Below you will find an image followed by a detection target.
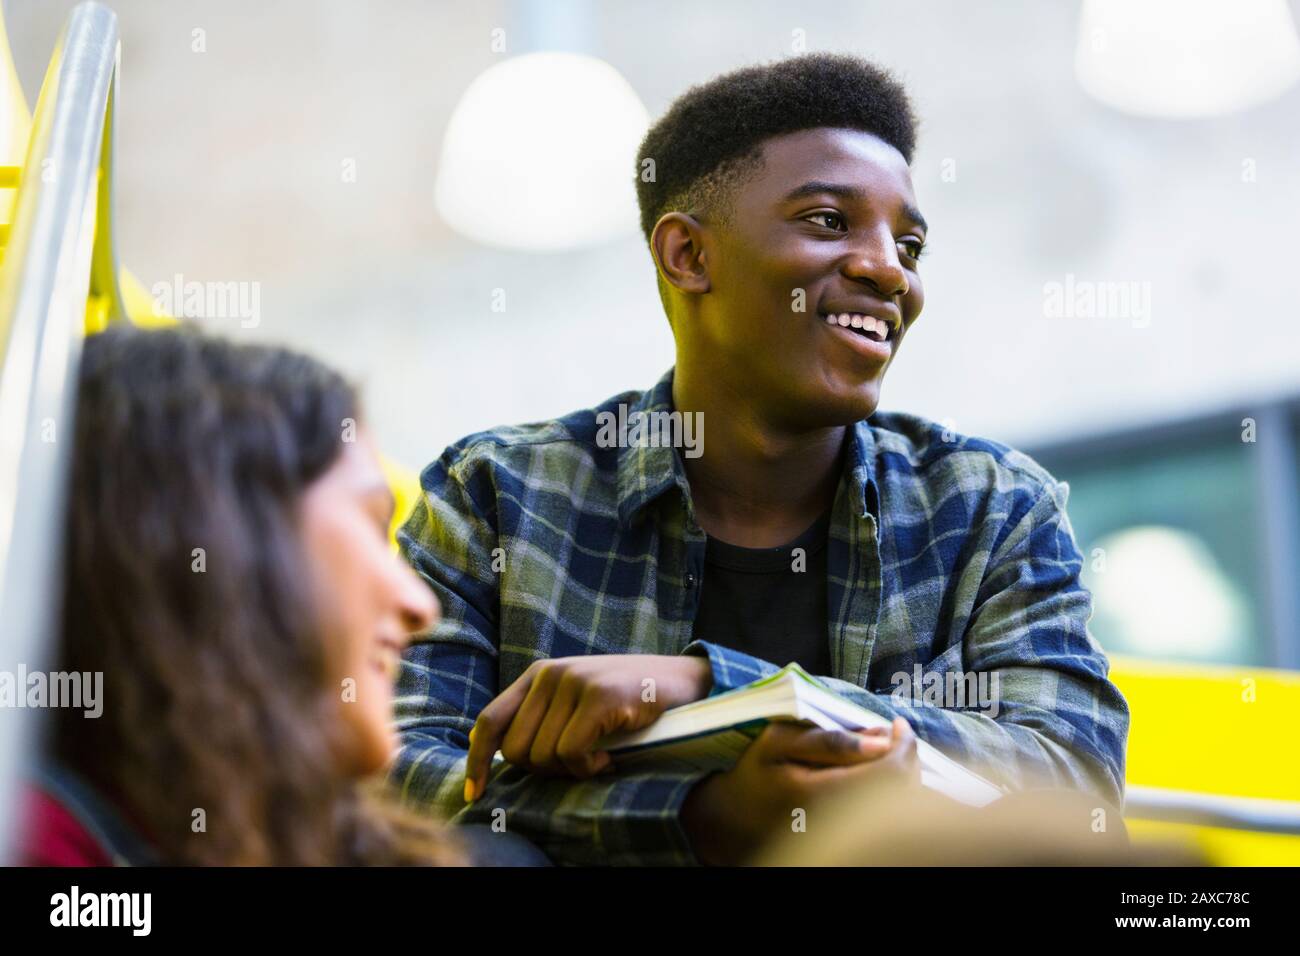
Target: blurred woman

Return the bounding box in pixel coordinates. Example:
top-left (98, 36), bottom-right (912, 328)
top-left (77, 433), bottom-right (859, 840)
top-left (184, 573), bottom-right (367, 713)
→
top-left (23, 324), bottom-right (460, 865)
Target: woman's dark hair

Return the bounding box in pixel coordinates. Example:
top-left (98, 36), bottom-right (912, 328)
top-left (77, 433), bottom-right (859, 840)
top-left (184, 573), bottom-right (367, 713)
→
top-left (52, 324), bottom-right (457, 865)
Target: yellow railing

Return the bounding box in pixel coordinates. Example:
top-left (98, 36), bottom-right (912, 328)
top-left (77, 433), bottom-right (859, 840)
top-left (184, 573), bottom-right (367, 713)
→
top-left (1112, 656), bottom-right (1300, 863)
top-left (0, 1), bottom-right (123, 863)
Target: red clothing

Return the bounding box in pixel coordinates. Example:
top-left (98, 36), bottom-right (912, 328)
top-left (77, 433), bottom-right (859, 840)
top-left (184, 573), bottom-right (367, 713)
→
top-left (21, 786), bottom-right (114, 867)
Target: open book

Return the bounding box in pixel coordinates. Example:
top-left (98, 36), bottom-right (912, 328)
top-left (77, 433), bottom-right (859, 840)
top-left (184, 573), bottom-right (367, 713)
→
top-left (599, 663), bottom-right (1005, 807)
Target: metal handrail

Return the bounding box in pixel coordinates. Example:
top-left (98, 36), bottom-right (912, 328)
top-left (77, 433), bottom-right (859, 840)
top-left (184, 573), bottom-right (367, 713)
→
top-left (1126, 785), bottom-right (1300, 836)
top-left (0, 1), bottom-right (121, 864)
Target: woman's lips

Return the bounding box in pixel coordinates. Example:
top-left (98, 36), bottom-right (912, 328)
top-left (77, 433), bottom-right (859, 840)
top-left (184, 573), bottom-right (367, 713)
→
top-left (371, 639), bottom-right (403, 680)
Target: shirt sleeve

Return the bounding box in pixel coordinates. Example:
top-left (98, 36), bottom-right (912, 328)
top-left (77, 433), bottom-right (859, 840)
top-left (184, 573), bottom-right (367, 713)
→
top-left (390, 444), bottom-right (711, 866)
top-left (683, 479), bottom-right (1129, 808)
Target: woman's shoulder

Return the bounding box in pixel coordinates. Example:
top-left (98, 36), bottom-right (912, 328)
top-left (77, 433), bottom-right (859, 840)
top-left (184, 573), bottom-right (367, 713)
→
top-left (21, 785), bottom-right (115, 866)
top-left (20, 763), bottom-right (157, 867)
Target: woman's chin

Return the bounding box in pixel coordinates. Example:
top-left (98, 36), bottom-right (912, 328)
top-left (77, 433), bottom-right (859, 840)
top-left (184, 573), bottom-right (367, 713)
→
top-left (350, 733), bottom-right (398, 778)
top-left (339, 706), bottom-right (399, 778)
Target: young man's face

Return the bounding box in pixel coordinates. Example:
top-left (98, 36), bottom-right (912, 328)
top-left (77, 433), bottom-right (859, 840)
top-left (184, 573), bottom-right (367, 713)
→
top-left (690, 127), bottom-right (927, 428)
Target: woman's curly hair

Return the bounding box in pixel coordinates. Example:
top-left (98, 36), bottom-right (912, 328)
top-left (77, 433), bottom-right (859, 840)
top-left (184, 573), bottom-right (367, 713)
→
top-left (50, 324), bottom-right (459, 866)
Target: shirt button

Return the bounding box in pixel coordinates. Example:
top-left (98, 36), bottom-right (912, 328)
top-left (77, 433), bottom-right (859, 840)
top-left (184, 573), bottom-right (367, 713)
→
top-left (684, 572), bottom-right (697, 589)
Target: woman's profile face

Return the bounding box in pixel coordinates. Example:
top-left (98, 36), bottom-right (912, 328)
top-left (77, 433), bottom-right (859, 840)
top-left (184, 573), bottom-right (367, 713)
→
top-left (299, 428), bottom-right (439, 776)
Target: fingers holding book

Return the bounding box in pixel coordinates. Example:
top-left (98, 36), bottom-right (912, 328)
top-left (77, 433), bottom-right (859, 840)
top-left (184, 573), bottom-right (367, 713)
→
top-left (680, 717), bottom-right (922, 865)
top-left (463, 654), bottom-right (713, 802)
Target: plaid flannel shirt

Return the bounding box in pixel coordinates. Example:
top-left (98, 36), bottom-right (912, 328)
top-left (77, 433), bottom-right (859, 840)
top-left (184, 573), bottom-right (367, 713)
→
top-left (392, 368), bottom-right (1129, 866)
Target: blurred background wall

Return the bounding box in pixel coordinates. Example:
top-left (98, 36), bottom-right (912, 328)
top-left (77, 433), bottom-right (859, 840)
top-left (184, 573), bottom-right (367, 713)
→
top-left (6, 0), bottom-right (1299, 669)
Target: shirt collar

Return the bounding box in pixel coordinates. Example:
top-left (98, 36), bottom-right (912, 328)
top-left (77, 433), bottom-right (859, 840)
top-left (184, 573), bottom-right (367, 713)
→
top-left (845, 411), bottom-right (879, 520)
top-left (616, 369), bottom-right (688, 526)
top-left (616, 367), bottom-right (879, 526)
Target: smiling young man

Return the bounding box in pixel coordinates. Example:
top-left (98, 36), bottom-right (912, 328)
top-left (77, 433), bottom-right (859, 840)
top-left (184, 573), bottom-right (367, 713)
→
top-left (392, 53), bottom-right (1129, 866)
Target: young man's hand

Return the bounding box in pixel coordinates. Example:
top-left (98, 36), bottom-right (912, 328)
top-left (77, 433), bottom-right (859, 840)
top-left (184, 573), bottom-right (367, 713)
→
top-left (463, 654), bottom-right (713, 800)
top-left (680, 717), bottom-right (919, 865)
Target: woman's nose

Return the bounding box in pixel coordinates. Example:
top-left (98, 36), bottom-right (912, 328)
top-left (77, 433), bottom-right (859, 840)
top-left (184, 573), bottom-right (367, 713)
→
top-left (396, 566), bottom-right (440, 637)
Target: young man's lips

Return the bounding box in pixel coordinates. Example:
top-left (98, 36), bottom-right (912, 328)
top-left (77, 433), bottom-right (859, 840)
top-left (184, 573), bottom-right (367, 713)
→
top-left (823, 319), bottom-right (892, 361)
top-left (820, 301), bottom-right (901, 335)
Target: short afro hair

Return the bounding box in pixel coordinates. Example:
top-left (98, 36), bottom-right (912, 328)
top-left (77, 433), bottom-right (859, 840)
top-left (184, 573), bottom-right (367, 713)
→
top-left (635, 53), bottom-right (917, 244)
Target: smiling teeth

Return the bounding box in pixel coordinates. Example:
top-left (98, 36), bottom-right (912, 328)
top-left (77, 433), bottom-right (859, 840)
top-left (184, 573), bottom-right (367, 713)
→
top-left (825, 313), bottom-right (889, 338)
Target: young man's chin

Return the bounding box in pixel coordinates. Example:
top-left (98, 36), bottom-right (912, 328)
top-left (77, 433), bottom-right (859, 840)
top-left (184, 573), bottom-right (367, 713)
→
top-left (802, 387), bottom-right (882, 428)
top-left (829, 374), bottom-right (885, 417)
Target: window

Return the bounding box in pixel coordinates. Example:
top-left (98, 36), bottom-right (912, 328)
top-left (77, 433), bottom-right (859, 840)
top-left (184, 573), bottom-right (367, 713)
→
top-left (1026, 408), bottom-right (1297, 668)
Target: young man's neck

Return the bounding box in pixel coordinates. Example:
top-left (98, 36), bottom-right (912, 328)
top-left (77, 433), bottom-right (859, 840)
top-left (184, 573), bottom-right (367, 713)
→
top-left (671, 363), bottom-right (846, 548)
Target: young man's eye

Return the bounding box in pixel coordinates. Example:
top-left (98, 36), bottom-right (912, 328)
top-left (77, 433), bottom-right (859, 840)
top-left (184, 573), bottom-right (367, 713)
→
top-left (804, 211), bottom-right (846, 231)
top-left (899, 238), bottom-right (926, 261)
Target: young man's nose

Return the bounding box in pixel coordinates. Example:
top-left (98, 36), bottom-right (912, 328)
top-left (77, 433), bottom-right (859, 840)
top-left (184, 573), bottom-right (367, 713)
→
top-left (841, 234), bottom-right (909, 298)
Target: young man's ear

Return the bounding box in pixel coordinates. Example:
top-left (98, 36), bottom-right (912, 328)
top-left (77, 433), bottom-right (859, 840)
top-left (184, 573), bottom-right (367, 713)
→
top-left (651, 212), bottom-right (711, 296)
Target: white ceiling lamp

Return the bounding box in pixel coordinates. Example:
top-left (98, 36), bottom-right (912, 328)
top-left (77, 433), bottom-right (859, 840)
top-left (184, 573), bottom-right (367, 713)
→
top-left (1075, 0), bottom-right (1300, 118)
top-left (435, 47), bottom-right (649, 252)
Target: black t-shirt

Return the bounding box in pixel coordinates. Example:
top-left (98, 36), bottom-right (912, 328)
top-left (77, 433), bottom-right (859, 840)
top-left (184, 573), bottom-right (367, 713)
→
top-left (690, 510), bottom-right (832, 675)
